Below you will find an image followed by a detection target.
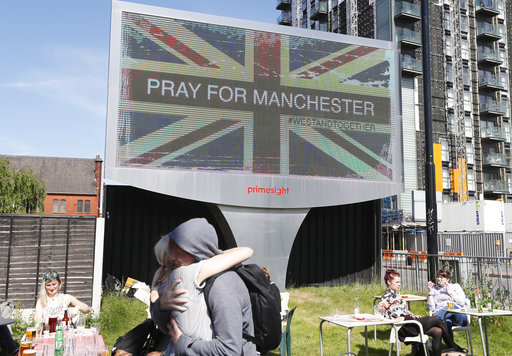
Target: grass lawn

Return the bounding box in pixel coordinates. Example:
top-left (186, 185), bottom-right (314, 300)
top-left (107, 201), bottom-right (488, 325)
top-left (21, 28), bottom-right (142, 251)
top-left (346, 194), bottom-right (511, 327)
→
top-left (16, 284), bottom-right (510, 355)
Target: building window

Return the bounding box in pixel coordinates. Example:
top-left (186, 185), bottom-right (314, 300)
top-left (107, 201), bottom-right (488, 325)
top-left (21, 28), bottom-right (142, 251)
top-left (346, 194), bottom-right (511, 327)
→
top-left (445, 36), bottom-right (452, 57)
top-left (441, 140), bottom-right (450, 162)
top-left (85, 200), bottom-right (91, 213)
top-left (77, 200), bottom-right (83, 213)
top-left (461, 38), bottom-right (469, 60)
top-left (463, 90), bottom-right (471, 112)
top-left (442, 167), bottom-right (451, 190)
top-left (446, 63), bottom-right (453, 83)
top-left (447, 112), bottom-right (455, 132)
top-left (503, 122), bottom-right (510, 143)
top-left (59, 200), bottom-right (66, 213)
top-left (52, 199), bottom-right (58, 213)
top-left (446, 87), bottom-right (453, 108)
top-left (467, 170), bottom-right (475, 191)
top-left (466, 142), bottom-right (474, 165)
top-left (464, 115), bottom-right (473, 138)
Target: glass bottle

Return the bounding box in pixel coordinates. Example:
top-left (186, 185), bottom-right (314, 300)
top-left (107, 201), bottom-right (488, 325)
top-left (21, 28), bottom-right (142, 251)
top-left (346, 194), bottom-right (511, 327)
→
top-left (487, 295), bottom-right (493, 312)
top-left (62, 309), bottom-right (70, 330)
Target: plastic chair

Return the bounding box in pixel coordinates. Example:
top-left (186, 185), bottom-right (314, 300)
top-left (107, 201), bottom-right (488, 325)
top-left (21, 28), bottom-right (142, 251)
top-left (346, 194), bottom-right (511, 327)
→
top-left (429, 310), bottom-right (473, 356)
top-left (280, 305), bottom-right (297, 356)
top-left (388, 320), bottom-right (429, 356)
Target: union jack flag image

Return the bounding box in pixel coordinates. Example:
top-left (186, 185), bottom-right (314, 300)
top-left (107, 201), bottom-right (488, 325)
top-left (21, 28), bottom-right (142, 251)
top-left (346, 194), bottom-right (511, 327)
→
top-left (116, 11), bottom-right (396, 181)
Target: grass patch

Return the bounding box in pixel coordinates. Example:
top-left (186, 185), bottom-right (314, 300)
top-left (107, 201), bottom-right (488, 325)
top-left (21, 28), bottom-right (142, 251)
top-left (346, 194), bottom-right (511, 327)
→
top-left (95, 291), bottom-right (148, 348)
top-left (10, 284), bottom-right (512, 355)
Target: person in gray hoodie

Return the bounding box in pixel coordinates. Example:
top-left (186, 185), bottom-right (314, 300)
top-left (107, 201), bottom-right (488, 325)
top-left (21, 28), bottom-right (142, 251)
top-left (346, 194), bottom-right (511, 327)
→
top-left (151, 218), bottom-right (257, 356)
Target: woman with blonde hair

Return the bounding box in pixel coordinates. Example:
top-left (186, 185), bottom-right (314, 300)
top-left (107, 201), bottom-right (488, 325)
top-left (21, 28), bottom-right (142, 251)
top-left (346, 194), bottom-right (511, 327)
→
top-left (34, 270), bottom-right (90, 325)
top-left (150, 234), bottom-right (171, 303)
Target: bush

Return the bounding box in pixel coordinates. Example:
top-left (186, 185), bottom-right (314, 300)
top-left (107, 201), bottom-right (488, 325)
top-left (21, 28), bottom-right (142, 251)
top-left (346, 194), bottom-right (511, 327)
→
top-left (96, 291), bottom-right (148, 348)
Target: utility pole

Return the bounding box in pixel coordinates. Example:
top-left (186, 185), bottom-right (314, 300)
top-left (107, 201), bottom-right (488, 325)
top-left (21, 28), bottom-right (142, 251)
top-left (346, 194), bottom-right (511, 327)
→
top-left (421, 0), bottom-right (438, 281)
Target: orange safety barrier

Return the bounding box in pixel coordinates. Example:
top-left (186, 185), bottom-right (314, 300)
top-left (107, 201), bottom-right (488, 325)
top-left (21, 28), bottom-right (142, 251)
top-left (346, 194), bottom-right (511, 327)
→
top-left (382, 249), bottom-right (394, 260)
top-left (443, 251), bottom-right (464, 256)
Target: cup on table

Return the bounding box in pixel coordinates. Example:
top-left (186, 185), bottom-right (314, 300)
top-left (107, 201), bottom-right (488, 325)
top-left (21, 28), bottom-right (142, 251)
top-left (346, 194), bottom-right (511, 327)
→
top-left (19, 340), bottom-right (32, 356)
top-left (48, 317), bottom-right (58, 333)
top-left (25, 327), bottom-right (37, 341)
top-left (63, 332), bottom-right (76, 355)
top-left (448, 301), bottom-right (454, 311)
top-left (76, 314), bottom-right (86, 330)
top-left (22, 350), bottom-right (36, 356)
top-left (374, 304), bottom-right (383, 319)
top-left (96, 346), bottom-right (109, 356)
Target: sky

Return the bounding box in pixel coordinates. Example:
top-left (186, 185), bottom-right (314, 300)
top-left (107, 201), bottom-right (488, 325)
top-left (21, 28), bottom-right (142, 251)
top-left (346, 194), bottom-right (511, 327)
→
top-left (0, 0), bottom-right (278, 160)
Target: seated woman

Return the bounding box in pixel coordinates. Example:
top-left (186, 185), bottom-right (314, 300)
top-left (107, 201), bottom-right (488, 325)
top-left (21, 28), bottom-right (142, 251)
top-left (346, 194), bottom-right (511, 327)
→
top-left (378, 269), bottom-right (466, 356)
top-left (35, 270), bottom-right (90, 325)
top-left (427, 269), bottom-right (468, 340)
top-left (0, 317), bottom-right (18, 356)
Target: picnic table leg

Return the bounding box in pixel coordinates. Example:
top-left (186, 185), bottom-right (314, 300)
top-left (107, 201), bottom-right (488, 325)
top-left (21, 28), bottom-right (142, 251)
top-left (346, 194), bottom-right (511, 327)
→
top-left (319, 320), bottom-right (326, 356)
top-left (365, 326), bottom-right (369, 356)
top-left (483, 316), bottom-right (490, 356)
top-left (477, 316), bottom-right (488, 356)
top-left (347, 327), bottom-right (352, 353)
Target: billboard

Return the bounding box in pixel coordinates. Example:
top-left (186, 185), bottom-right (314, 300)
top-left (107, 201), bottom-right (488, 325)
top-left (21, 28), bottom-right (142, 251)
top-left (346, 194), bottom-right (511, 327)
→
top-left (105, 1), bottom-right (403, 208)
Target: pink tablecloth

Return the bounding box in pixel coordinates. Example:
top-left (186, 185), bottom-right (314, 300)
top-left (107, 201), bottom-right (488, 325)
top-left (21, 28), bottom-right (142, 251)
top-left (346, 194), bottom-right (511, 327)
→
top-left (33, 332), bottom-right (106, 356)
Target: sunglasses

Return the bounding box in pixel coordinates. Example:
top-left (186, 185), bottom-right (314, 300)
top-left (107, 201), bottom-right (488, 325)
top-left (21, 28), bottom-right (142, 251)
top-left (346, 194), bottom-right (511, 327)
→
top-left (44, 272), bottom-right (59, 281)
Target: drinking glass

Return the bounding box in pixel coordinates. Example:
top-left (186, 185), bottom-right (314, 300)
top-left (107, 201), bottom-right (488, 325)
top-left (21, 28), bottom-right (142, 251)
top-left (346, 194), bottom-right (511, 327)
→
top-left (19, 340), bottom-right (32, 356)
top-left (48, 317), bottom-right (58, 333)
top-left (64, 331), bottom-right (76, 355)
top-left (374, 304), bottom-right (383, 319)
top-left (76, 314), bottom-right (86, 330)
top-left (96, 346), bottom-right (109, 356)
top-left (25, 326), bottom-right (37, 341)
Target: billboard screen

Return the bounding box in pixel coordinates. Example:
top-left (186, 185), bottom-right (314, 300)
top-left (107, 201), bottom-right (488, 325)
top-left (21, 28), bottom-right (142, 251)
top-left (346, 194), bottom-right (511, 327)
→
top-left (105, 1), bottom-right (403, 208)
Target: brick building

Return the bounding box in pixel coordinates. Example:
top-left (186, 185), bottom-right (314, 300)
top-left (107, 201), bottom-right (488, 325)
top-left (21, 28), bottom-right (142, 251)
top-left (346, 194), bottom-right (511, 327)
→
top-left (4, 154), bottom-right (103, 217)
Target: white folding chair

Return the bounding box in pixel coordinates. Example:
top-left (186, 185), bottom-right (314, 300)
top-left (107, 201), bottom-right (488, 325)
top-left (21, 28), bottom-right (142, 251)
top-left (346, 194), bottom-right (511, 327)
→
top-left (389, 320), bottom-right (429, 356)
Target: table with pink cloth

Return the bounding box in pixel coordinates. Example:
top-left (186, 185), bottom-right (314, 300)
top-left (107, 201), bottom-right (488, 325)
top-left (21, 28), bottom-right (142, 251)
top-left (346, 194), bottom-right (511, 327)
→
top-left (32, 330), bottom-right (107, 356)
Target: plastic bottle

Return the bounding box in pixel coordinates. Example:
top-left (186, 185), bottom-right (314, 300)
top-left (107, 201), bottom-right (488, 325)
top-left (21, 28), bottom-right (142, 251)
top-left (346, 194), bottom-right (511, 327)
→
top-left (465, 295), bottom-right (470, 311)
top-left (54, 325), bottom-right (64, 356)
top-left (354, 297), bottom-right (360, 316)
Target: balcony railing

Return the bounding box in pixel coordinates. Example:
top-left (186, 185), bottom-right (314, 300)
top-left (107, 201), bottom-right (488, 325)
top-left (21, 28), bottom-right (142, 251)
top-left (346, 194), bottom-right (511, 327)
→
top-left (276, 0), bottom-right (291, 10)
top-left (484, 179), bottom-right (510, 193)
top-left (277, 11), bottom-right (292, 25)
top-left (480, 99), bottom-right (507, 115)
top-left (477, 23), bottom-right (501, 41)
top-left (478, 49), bottom-right (503, 65)
top-left (483, 152), bottom-right (508, 166)
top-left (481, 126), bottom-right (508, 141)
top-left (476, 0), bottom-right (501, 17)
top-left (395, 27), bottom-right (422, 47)
top-left (394, 1), bottom-right (421, 21)
top-left (401, 55), bottom-right (422, 75)
top-left (479, 74), bottom-right (506, 90)
top-left (310, 1), bottom-right (327, 21)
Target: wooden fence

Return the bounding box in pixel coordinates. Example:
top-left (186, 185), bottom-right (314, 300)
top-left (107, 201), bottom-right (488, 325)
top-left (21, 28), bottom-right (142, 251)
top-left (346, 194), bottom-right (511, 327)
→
top-left (0, 214), bottom-right (96, 309)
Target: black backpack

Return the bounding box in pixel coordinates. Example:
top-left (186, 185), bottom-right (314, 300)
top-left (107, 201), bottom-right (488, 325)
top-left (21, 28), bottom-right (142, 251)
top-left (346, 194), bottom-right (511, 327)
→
top-left (204, 264), bottom-right (282, 353)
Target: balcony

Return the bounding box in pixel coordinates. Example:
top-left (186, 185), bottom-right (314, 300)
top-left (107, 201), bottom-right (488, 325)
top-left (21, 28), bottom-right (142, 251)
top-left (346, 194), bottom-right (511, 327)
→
top-left (276, 0), bottom-right (291, 10)
top-left (277, 11), bottom-right (292, 25)
top-left (401, 55), bottom-right (422, 76)
top-left (479, 74), bottom-right (506, 91)
top-left (394, 1), bottom-right (421, 21)
top-left (484, 179), bottom-right (510, 194)
top-left (483, 152), bottom-right (508, 166)
top-left (310, 1), bottom-right (328, 21)
top-left (332, 18), bottom-right (339, 32)
top-left (395, 27), bottom-right (422, 48)
top-left (477, 23), bottom-right (501, 41)
top-left (477, 49), bottom-right (503, 66)
top-left (476, 0), bottom-right (500, 17)
top-left (481, 126), bottom-right (508, 141)
top-left (480, 100), bottom-right (507, 116)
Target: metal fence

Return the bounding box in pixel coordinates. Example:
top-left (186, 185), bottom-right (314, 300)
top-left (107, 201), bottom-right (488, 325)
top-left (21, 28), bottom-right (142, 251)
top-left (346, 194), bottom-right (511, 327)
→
top-left (382, 251), bottom-right (512, 307)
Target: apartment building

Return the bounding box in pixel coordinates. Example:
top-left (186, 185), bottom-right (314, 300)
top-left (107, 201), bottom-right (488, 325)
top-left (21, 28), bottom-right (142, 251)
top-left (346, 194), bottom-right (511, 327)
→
top-left (278, 0), bottom-right (511, 225)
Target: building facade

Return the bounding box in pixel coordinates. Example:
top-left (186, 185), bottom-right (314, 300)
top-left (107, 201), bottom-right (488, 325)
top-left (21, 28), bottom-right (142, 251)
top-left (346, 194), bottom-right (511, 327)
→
top-left (279, 0), bottom-right (511, 223)
top-left (4, 154), bottom-right (103, 217)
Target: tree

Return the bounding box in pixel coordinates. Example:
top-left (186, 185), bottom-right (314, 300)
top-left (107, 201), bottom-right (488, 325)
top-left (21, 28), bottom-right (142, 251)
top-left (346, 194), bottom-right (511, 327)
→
top-left (0, 158), bottom-right (47, 213)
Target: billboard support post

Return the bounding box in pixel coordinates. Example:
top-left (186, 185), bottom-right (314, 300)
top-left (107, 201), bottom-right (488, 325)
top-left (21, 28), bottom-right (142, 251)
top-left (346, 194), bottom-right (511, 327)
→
top-left (421, 0), bottom-right (438, 281)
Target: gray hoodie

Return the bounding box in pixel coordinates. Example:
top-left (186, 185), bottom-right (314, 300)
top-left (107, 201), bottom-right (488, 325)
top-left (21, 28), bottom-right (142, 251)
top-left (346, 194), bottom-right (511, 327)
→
top-left (152, 218), bottom-right (257, 356)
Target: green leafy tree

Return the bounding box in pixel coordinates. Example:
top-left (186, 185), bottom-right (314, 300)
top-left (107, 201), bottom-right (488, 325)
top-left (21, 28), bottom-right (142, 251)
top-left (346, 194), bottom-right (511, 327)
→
top-left (0, 158), bottom-right (46, 213)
